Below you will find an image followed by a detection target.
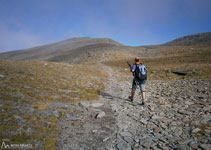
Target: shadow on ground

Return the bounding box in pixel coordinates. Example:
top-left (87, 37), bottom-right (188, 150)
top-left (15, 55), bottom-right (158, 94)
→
top-left (97, 90), bottom-right (128, 101)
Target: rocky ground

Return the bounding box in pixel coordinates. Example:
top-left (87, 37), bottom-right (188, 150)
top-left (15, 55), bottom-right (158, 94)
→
top-left (55, 64), bottom-right (211, 150)
top-left (1, 60), bottom-right (211, 150)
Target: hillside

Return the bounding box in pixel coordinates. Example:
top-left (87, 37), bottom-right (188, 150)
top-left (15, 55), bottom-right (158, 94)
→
top-left (0, 59), bottom-right (211, 149)
top-left (0, 32), bottom-right (211, 80)
top-left (0, 60), bottom-right (108, 149)
top-left (0, 32), bottom-right (211, 65)
top-left (0, 33), bottom-right (211, 149)
top-left (165, 32), bottom-right (211, 46)
top-left (0, 37), bottom-right (122, 61)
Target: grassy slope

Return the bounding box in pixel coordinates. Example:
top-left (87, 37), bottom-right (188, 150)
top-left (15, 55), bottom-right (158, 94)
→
top-left (0, 60), bottom-right (107, 149)
top-left (0, 60), bottom-right (107, 102)
top-left (104, 45), bottom-right (211, 80)
top-left (0, 42), bottom-right (211, 149)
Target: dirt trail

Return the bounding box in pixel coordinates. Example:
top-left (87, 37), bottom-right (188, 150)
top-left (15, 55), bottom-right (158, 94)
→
top-left (56, 63), bottom-right (211, 150)
top-left (56, 63), bottom-right (136, 150)
top-left (56, 64), bottom-right (117, 150)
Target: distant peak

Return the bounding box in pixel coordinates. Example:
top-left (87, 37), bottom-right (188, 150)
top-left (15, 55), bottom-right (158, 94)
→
top-left (165, 32), bottom-right (211, 46)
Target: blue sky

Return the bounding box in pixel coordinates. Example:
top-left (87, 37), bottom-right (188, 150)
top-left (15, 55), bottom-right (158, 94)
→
top-left (0, 0), bottom-right (211, 52)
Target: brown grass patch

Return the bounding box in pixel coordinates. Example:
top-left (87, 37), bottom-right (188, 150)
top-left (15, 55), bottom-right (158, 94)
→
top-left (104, 45), bottom-right (211, 80)
top-left (0, 59), bottom-right (108, 149)
top-left (0, 60), bottom-right (107, 102)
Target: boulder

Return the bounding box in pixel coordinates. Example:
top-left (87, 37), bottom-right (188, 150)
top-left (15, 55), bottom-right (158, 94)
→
top-left (79, 101), bottom-right (90, 107)
top-left (95, 111), bottom-right (106, 119)
top-left (199, 144), bottom-right (211, 150)
top-left (91, 102), bottom-right (104, 107)
top-left (116, 142), bottom-right (132, 150)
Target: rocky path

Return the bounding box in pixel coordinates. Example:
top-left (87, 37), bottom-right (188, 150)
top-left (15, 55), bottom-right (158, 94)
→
top-left (56, 64), bottom-right (211, 150)
top-left (109, 78), bottom-right (211, 150)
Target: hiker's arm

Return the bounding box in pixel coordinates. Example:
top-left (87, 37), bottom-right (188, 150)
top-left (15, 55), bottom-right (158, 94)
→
top-left (131, 65), bottom-right (136, 75)
top-left (131, 65), bottom-right (136, 72)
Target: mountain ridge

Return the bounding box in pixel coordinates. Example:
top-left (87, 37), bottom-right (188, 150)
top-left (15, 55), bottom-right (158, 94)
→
top-left (0, 32), bottom-right (211, 62)
top-left (0, 37), bottom-right (122, 61)
top-left (165, 32), bottom-right (211, 46)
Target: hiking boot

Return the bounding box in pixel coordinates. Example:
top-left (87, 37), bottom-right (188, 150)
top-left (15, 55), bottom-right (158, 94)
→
top-left (139, 101), bottom-right (145, 105)
top-left (128, 96), bottom-right (133, 102)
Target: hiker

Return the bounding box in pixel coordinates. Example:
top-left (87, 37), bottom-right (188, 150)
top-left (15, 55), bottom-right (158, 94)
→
top-left (128, 57), bottom-right (147, 105)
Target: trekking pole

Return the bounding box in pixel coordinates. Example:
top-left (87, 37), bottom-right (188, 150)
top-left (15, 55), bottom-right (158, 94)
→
top-left (127, 62), bottom-right (132, 71)
top-left (127, 62), bottom-right (134, 76)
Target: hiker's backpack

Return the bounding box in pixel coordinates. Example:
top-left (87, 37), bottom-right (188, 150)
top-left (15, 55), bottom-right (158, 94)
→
top-left (135, 64), bottom-right (147, 80)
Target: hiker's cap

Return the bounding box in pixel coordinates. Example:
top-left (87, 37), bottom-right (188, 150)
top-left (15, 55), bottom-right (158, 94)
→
top-left (135, 57), bottom-right (140, 61)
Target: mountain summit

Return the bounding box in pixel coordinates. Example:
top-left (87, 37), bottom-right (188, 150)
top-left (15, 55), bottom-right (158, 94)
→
top-left (0, 37), bottom-right (122, 61)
